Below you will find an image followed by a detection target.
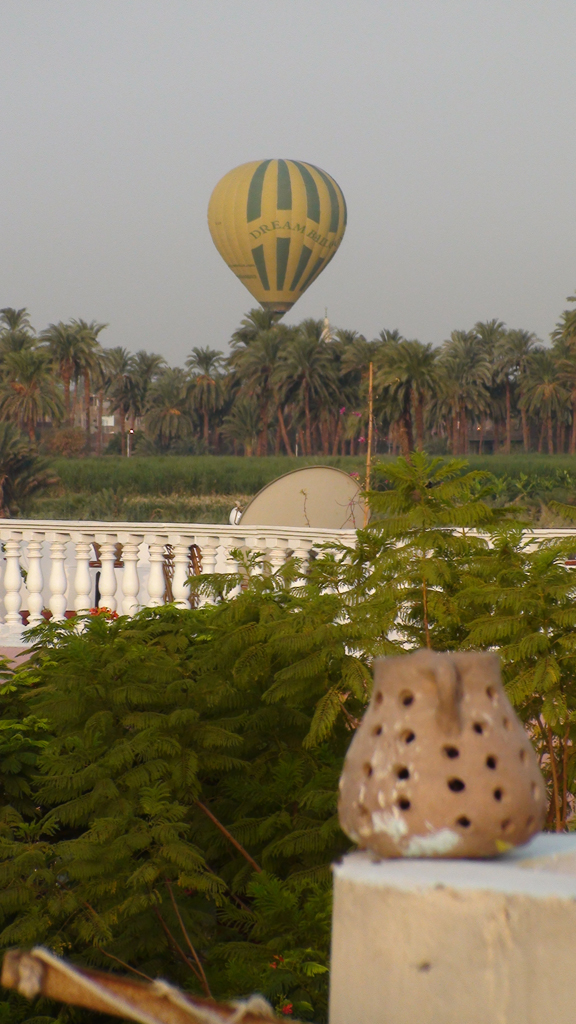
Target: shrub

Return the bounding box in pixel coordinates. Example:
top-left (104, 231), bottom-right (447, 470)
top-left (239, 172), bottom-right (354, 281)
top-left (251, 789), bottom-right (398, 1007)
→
top-left (3, 453), bottom-right (576, 1023)
top-left (42, 427), bottom-right (87, 458)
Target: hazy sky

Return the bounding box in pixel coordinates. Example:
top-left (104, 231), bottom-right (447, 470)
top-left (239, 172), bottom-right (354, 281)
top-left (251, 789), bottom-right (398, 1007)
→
top-left (1, 0), bottom-right (576, 362)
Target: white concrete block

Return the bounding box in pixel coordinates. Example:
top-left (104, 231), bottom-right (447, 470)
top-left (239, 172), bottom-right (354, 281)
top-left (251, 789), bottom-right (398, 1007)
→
top-left (330, 835), bottom-right (576, 1024)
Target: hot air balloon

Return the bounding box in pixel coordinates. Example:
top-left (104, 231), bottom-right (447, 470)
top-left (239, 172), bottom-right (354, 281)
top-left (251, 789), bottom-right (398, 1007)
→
top-left (207, 160), bottom-right (347, 316)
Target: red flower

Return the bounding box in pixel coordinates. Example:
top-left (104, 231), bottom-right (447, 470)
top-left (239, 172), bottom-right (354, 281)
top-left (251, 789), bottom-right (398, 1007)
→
top-left (90, 607), bottom-right (118, 620)
top-left (281, 1004), bottom-right (293, 1016)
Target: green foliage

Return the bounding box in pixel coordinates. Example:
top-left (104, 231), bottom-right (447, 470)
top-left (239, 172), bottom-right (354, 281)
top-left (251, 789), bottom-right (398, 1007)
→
top-left (0, 423), bottom-right (58, 516)
top-left (5, 451), bottom-right (576, 1023)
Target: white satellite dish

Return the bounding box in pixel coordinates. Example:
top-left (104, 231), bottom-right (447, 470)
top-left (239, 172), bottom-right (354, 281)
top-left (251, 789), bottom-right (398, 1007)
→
top-left (239, 465), bottom-right (366, 529)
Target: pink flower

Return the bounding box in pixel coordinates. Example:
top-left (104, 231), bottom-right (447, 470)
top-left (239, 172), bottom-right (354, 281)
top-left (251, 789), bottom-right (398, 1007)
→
top-left (358, 436), bottom-right (365, 443)
top-left (339, 406), bottom-right (346, 414)
top-left (281, 1004), bottom-right (293, 1016)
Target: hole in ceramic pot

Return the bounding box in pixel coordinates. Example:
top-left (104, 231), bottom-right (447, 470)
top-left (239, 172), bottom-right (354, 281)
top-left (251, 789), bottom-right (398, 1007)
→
top-left (448, 778), bottom-right (465, 792)
top-left (486, 755), bottom-right (497, 769)
top-left (501, 818), bottom-right (511, 831)
top-left (375, 691), bottom-right (383, 705)
top-left (358, 804), bottom-right (370, 817)
top-left (486, 686), bottom-right (496, 701)
top-left (402, 729), bottom-right (416, 744)
top-left (400, 690), bottom-right (414, 707)
top-left (503, 717), bottom-right (511, 730)
top-left (456, 815), bottom-right (471, 827)
top-left (396, 766), bottom-right (410, 780)
top-left (363, 763), bottom-right (373, 777)
top-left (443, 746), bottom-right (460, 759)
top-left (473, 723), bottom-right (484, 734)
top-left (531, 782), bottom-right (539, 800)
top-left (526, 815), bottom-right (534, 828)
top-left (493, 788), bottom-right (503, 801)
top-left (398, 797), bottom-right (411, 810)
top-left (418, 962), bottom-right (431, 972)
top-left (519, 749), bottom-right (527, 763)
top-left (374, 725), bottom-right (383, 736)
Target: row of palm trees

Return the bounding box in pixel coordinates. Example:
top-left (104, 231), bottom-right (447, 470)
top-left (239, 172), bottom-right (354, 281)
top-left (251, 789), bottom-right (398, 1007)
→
top-left (2, 300), bottom-right (576, 456)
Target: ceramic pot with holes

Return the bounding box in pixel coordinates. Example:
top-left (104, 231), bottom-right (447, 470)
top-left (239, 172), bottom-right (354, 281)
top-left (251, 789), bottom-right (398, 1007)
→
top-left (338, 649), bottom-right (546, 858)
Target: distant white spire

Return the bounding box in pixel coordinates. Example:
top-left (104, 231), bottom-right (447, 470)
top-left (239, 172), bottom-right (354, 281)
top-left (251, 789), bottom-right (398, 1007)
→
top-left (321, 307), bottom-right (332, 343)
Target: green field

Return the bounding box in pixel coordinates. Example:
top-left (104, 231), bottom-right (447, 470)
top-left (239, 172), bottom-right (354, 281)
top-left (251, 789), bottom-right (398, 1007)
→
top-left (21, 453), bottom-right (576, 523)
top-left (49, 454), bottom-right (366, 495)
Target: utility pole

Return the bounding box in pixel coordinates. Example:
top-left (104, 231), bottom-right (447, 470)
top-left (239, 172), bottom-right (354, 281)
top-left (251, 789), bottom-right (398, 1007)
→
top-left (364, 361), bottom-right (373, 528)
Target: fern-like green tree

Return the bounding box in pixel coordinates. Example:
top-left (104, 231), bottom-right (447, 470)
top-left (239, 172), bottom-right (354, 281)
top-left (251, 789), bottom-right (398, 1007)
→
top-left (3, 453), bottom-right (576, 1023)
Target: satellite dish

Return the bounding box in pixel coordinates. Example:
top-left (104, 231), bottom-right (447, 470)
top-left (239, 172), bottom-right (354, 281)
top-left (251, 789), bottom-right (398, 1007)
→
top-left (239, 466), bottom-right (366, 529)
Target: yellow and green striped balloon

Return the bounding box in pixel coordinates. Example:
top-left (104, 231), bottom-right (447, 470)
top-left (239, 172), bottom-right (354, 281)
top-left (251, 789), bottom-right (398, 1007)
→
top-left (207, 159), bottom-right (347, 316)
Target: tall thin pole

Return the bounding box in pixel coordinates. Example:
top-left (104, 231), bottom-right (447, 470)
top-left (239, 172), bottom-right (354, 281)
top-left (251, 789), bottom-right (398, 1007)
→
top-left (364, 361), bottom-right (373, 528)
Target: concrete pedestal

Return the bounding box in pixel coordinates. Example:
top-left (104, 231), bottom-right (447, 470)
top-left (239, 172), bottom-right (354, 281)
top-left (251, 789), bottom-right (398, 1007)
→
top-left (330, 835), bottom-right (576, 1024)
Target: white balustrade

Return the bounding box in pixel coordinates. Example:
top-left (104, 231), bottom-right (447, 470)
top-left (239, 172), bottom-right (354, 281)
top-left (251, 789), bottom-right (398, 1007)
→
top-left (4, 532), bottom-right (22, 625)
top-left (147, 536), bottom-right (168, 607)
top-left (0, 518), bottom-right (358, 641)
top-left (26, 531), bottom-right (45, 626)
top-left (291, 536), bottom-right (313, 583)
top-left (268, 536), bottom-right (290, 572)
top-left (49, 533), bottom-right (69, 622)
top-left (122, 534), bottom-right (143, 616)
top-left (172, 538), bottom-right (191, 609)
top-left (98, 535), bottom-right (118, 613)
top-left (200, 535), bottom-right (220, 576)
top-left (0, 518), bottom-right (570, 645)
top-left (74, 534), bottom-right (94, 614)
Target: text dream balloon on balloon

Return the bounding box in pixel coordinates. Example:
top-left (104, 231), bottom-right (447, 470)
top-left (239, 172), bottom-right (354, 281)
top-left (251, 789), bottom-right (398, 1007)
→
top-left (208, 160), bottom-right (347, 316)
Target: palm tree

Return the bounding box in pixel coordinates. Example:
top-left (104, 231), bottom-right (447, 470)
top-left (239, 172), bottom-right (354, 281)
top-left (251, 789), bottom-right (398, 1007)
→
top-left (521, 350), bottom-right (568, 454)
top-left (145, 367), bottom-right (194, 449)
top-left (0, 350), bottom-right (64, 440)
top-left (274, 319), bottom-right (337, 455)
top-left (230, 329), bottom-right (294, 455)
top-left (40, 321), bottom-right (84, 424)
top-left (186, 347), bottom-right (224, 449)
top-left (551, 336), bottom-right (576, 454)
top-left (130, 350), bottom-right (166, 432)
top-left (230, 308), bottom-right (282, 349)
top-left (0, 421), bottom-right (58, 516)
top-left (221, 396), bottom-right (261, 456)
top-left (497, 329), bottom-right (538, 452)
top-left (68, 319), bottom-right (107, 443)
top-left (437, 331), bottom-right (491, 455)
top-left (104, 348), bottom-right (137, 455)
top-left (0, 308), bottom-right (36, 355)
top-left (375, 338), bottom-right (438, 454)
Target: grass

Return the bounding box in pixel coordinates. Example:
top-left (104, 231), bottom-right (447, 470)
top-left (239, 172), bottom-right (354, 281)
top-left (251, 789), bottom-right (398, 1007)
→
top-left (27, 492), bottom-right (249, 524)
top-left (19, 452), bottom-right (576, 524)
top-left (48, 454), bottom-right (367, 496)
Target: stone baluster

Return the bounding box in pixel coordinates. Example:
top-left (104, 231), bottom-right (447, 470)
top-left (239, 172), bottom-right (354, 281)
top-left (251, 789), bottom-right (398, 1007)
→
top-left (98, 535), bottom-right (118, 612)
top-left (122, 534), bottom-right (143, 616)
top-left (268, 536), bottom-right (290, 573)
top-left (248, 536), bottom-right (267, 576)
top-left (74, 534), bottom-right (94, 614)
top-left (172, 537), bottom-right (192, 609)
top-left (49, 533), bottom-right (70, 621)
top-left (200, 535), bottom-right (220, 576)
top-left (4, 532), bottom-right (23, 626)
top-left (291, 535), bottom-right (313, 582)
top-left (26, 532), bottom-right (45, 626)
top-left (226, 535), bottom-right (246, 573)
top-left (198, 535), bottom-right (220, 605)
top-left (147, 536), bottom-right (167, 607)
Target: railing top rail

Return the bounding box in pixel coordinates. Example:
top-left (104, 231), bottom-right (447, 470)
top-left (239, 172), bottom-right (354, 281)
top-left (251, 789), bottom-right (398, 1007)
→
top-left (4, 519), bottom-right (358, 541)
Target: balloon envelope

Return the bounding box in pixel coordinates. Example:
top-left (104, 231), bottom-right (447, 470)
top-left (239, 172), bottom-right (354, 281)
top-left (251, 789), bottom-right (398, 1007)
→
top-left (208, 159), bottom-right (347, 315)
